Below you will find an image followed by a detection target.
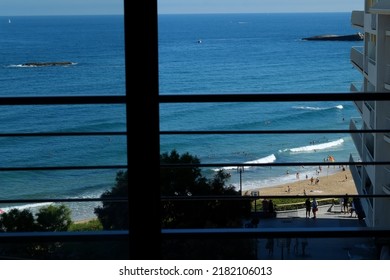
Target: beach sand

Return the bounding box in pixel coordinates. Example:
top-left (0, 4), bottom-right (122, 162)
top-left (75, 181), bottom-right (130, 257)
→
top-left (244, 168), bottom-right (357, 197)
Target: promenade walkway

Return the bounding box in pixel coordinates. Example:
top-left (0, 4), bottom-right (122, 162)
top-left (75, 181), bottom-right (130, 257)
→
top-left (254, 204), bottom-right (378, 260)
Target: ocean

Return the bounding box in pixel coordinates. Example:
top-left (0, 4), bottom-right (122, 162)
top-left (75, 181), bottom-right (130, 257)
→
top-left (0, 15), bottom-right (126, 220)
top-left (159, 13), bottom-right (363, 192)
top-left (0, 13), bottom-right (362, 220)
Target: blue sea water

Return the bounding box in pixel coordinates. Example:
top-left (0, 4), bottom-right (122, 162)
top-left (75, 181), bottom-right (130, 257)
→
top-left (159, 13), bottom-right (364, 192)
top-left (0, 15), bottom-right (126, 220)
top-left (0, 13), bottom-right (363, 220)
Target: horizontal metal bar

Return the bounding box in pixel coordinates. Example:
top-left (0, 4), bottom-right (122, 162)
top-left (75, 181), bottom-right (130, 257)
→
top-left (0, 165), bottom-right (128, 172)
top-left (0, 96), bottom-right (126, 105)
top-left (0, 197), bottom-right (128, 204)
top-left (161, 194), bottom-right (390, 201)
top-left (0, 132), bottom-right (127, 137)
top-left (1, 93), bottom-right (388, 105)
top-left (160, 161), bottom-right (390, 168)
top-left (160, 129), bottom-right (390, 135)
top-left (162, 227), bottom-right (390, 239)
top-left (159, 93), bottom-right (390, 103)
top-left (0, 230), bottom-right (129, 244)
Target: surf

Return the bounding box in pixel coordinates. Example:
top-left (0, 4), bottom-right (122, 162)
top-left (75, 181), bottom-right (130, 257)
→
top-left (213, 154), bottom-right (276, 171)
top-left (287, 138), bottom-right (345, 153)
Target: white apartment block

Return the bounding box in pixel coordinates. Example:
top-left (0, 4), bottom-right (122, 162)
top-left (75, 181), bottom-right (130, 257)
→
top-left (350, 0), bottom-right (390, 227)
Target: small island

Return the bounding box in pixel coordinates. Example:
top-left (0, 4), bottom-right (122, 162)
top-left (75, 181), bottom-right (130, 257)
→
top-left (302, 32), bottom-right (364, 41)
top-left (22, 61), bottom-right (75, 67)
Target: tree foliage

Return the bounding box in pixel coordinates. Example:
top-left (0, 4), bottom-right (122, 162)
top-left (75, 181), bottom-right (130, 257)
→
top-left (160, 150), bottom-right (251, 228)
top-left (36, 204), bottom-right (72, 231)
top-left (0, 204), bottom-right (73, 233)
top-left (94, 170), bottom-right (129, 230)
top-left (0, 209), bottom-right (35, 232)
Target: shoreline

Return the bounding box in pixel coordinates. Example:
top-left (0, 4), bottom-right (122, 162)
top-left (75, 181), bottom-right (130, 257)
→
top-left (72, 170), bottom-right (357, 223)
top-left (243, 168), bottom-right (357, 197)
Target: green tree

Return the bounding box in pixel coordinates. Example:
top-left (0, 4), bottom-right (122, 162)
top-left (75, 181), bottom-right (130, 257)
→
top-left (160, 150), bottom-right (255, 259)
top-left (0, 209), bottom-right (35, 232)
top-left (94, 170), bottom-right (129, 230)
top-left (160, 149), bottom-right (208, 195)
top-left (160, 150), bottom-right (251, 228)
top-left (36, 204), bottom-right (72, 232)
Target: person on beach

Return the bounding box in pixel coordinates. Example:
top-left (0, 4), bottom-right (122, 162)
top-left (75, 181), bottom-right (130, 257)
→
top-left (312, 198), bottom-right (318, 219)
top-left (305, 198), bottom-right (311, 218)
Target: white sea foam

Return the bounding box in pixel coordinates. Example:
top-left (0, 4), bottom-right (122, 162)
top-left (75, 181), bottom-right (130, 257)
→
top-left (245, 154), bottom-right (277, 164)
top-left (288, 138), bottom-right (344, 153)
top-left (0, 202), bottom-right (53, 213)
top-left (292, 104), bottom-right (343, 111)
top-left (213, 154), bottom-right (276, 171)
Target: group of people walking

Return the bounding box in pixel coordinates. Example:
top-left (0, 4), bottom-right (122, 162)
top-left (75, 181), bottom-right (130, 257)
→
top-left (305, 194), bottom-right (355, 219)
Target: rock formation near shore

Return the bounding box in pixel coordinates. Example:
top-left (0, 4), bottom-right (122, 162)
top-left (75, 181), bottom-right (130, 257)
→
top-left (302, 33), bottom-right (364, 41)
top-left (22, 61), bottom-right (75, 67)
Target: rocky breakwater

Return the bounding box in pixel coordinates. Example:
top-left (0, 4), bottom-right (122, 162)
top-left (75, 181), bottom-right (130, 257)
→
top-left (22, 61), bottom-right (75, 67)
top-left (302, 33), bottom-right (364, 41)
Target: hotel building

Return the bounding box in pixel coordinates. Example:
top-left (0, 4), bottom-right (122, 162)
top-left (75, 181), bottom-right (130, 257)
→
top-left (350, 0), bottom-right (390, 227)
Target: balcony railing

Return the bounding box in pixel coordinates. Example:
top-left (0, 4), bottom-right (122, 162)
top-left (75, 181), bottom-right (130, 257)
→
top-left (351, 10), bottom-right (364, 28)
top-left (158, 93), bottom-right (385, 258)
top-left (385, 118), bottom-right (390, 142)
top-left (0, 96), bottom-right (129, 259)
top-left (351, 46), bottom-right (364, 73)
top-left (135, 0), bottom-right (390, 260)
top-left (350, 118), bottom-right (363, 156)
top-left (6, 1), bottom-right (390, 260)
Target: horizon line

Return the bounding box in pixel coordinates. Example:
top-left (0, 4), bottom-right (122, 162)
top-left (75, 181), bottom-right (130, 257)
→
top-left (158, 11), bottom-right (357, 15)
top-left (0, 13), bottom-right (124, 17)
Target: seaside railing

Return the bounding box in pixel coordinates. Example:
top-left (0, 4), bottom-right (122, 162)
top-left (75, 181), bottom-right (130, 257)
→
top-left (2, 94), bottom-right (390, 259)
top-left (0, 96), bottom-right (129, 259)
top-left (157, 93), bottom-right (390, 259)
top-left (128, 1), bottom-right (390, 259)
top-left (130, 1), bottom-right (389, 259)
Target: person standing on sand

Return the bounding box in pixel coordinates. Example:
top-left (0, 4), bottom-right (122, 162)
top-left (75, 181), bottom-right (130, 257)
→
top-left (305, 198), bottom-right (311, 218)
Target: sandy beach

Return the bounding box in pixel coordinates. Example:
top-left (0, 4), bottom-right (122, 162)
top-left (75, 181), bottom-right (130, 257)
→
top-left (244, 168), bottom-right (358, 197)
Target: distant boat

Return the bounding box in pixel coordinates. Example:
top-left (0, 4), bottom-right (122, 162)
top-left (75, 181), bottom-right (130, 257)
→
top-left (302, 32), bottom-right (364, 41)
top-left (8, 19), bottom-right (11, 24)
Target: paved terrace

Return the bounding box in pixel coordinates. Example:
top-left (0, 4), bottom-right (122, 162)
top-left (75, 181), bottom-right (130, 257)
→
top-left (254, 204), bottom-right (378, 260)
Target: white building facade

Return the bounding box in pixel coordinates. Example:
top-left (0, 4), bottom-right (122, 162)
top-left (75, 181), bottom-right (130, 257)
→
top-left (350, 0), bottom-right (390, 227)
